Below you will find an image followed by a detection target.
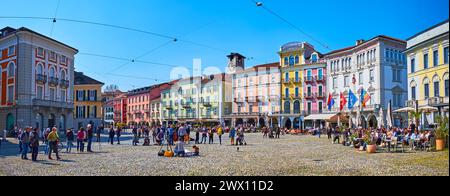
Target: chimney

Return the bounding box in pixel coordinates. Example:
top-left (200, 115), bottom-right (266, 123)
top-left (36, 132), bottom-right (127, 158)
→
top-left (356, 39), bottom-right (365, 46)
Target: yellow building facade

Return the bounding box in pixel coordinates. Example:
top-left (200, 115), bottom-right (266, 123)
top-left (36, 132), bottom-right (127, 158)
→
top-left (406, 20), bottom-right (449, 120)
top-left (74, 71), bottom-right (104, 130)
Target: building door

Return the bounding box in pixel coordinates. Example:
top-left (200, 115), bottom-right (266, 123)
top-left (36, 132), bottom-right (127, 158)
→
top-left (6, 113), bottom-right (14, 131)
top-left (35, 113), bottom-right (43, 132)
top-left (48, 114), bottom-right (55, 128)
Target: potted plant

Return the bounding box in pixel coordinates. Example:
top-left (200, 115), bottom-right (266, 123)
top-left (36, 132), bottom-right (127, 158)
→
top-left (363, 130), bottom-right (377, 153)
top-left (434, 115), bottom-right (449, 151)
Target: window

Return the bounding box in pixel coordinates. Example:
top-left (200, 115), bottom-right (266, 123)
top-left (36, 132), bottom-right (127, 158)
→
top-left (285, 88), bottom-right (289, 98)
top-left (333, 77), bottom-right (337, 88)
top-left (434, 81), bottom-right (440, 97)
top-left (61, 90), bottom-right (66, 102)
top-left (311, 54), bottom-right (318, 63)
top-left (318, 85), bottom-right (323, 97)
top-left (411, 58), bottom-right (415, 73)
top-left (307, 86), bottom-right (312, 96)
top-left (344, 76), bottom-right (349, 87)
top-left (49, 51), bottom-right (57, 61)
top-left (37, 86), bottom-right (43, 99)
top-left (61, 55), bottom-right (67, 64)
top-left (76, 90), bottom-right (84, 101)
top-left (289, 56), bottom-right (295, 66)
top-left (37, 63), bottom-right (44, 75)
top-left (295, 87), bottom-right (299, 97)
top-left (37, 47), bottom-right (44, 57)
top-left (89, 90), bottom-right (96, 101)
top-left (424, 53), bottom-right (429, 69)
top-left (49, 67), bottom-right (56, 78)
top-left (50, 88), bottom-right (56, 101)
top-left (445, 78), bottom-right (449, 97)
top-left (318, 69), bottom-right (323, 80)
top-left (424, 83), bottom-right (430, 98)
top-left (295, 56), bottom-right (299, 64)
top-left (284, 101), bottom-right (290, 114)
top-left (295, 71), bottom-right (299, 82)
top-left (8, 45), bottom-right (15, 56)
top-left (433, 50), bottom-right (439, 66)
top-left (285, 73), bottom-right (289, 83)
top-left (307, 102), bottom-right (312, 114)
top-left (445, 47), bottom-right (449, 64)
top-left (284, 57), bottom-right (288, 66)
top-left (411, 87), bottom-right (416, 100)
top-left (7, 62), bottom-right (15, 77)
top-left (359, 72), bottom-right (363, 85)
top-left (61, 70), bottom-right (66, 80)
top-left (318, 101), bottom-right (323, 114)
top-left (7, 85), bottom-right (14, 103)
top-left (370, 69), bottom-right (375, 82)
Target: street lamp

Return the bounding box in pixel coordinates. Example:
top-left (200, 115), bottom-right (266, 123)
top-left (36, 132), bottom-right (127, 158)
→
top-left (256, 2), bottom-right (263, 7)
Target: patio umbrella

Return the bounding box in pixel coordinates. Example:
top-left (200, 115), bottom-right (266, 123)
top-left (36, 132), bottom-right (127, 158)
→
top-left (387, 102), bottom-right (393, 128)
top-left (394, 107), bottom-right (415, 113)
top-left (419, 106), bottom-right (438, 113)
top-left (378, 107), bottom-right (384, 129)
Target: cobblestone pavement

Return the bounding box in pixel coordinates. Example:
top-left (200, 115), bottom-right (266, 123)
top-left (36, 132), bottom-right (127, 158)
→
top-left (0, 133), bottom-right (448, 176)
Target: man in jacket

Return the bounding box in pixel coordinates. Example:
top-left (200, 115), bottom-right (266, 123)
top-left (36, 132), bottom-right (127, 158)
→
top-left (30, 128), bottom-right (40, 162)
top-left (21, 127), bottom-right (31, 160)
top-left (86, 124), bottom-right (94, 152)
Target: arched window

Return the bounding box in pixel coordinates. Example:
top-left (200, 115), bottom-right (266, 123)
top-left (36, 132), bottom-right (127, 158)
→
top-left (433, 74), bottom-right (440, 97)
top-left (289, 55), bottom-right (295, 66)
top-left (423, 77), bottom-right (430, 98)
top-left (7, 62), bottom-right (15, 77)
top-left (61, 70), bottom-right (66, 80)
top-left (311, 54), bottom-right (318, 63)
top-left (295, 56), bottom-right (299, 64)
top-left (36, 63), bottom-right (44, 75)
top-left (284, 101), bottom-right (291, 114)
top-left (285, 88), bottom-right (289, 98)
top-left (284, 57), bottom-right (288, 66)
top-left (293, 101), bottom-right (300, 114)
top-left (49, 67), bottom-right (56, 78)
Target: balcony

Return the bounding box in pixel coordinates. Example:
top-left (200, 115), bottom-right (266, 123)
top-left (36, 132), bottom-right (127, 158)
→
top-left (202, 100), bottom-right (212, 107)
top-left (304, 76), bottom-right (314, 83)
top-left (291, 94), bottom-right (302, 100)
top-left (59, 79), bottom-right (69, 89)
top-left (291, 78), bottom-right (302, 84)
top-left (282, 79), bottom-right (290, 84)
top-left (164, 104), bottom-right (173, 110)
top-left (304, 93), bottom-right (314, 99)
top-left (246, 96), bottom-right (257, 103)
top-left (48, 77), bottom-right (59, 87)
top-left (182, 102), bottom-right (192, 108)
top-left (32, 99), bottom-right (74, 109)
top-left (406, 100), bottom-right (416, 108)
top-left (315, 75), bottom-right (326, 83)
top-left (269, 95), bottom-right (280, 101)
top-left (234, 98), bottom-right (245, 103)
top-left (315, 92), bottom-right (326, 99)
top-left (36, 74), bottom-right (47, 84)
top-left (428, 97), bottom-right (449, 106)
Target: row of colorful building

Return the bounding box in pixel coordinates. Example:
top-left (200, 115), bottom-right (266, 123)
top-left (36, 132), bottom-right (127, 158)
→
top-left (0, 19), bottom-right (448, 131)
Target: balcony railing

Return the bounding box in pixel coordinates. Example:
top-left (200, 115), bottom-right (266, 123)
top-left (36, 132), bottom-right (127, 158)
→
top-left (202, 100), bottom-right (212, 107)
top-left (234, 98), bottom-right (245, 103)
top-left (282, 79), bottom-right (290, 84)
top-left (59, 79), bottom-right (69, 89)
top-left (36, 74), bottom-right (47, 84)
top-left (48, 77), bottom-right (59, 87)
top-left (269, 95), bottom-right (280, 101)
top-left (163, 104), bottom-right (173, 109)
top-left (291, 78), bottom-right (302, 83)
top-left (315, 75), bottom-right (326, 82)
top-left (428, 97), bottom-right (450, 106)
top-left (304, 76), bottom-right (314, 83)
top-left (315, 92), bottom-right (326, 99)
top-left (304, 93), bottom-right (314, 99)
top-left (182, 102), bottom-right (192, 108)
top-left (406, 100), bottom-right (416, 108)
top-left (32, 99), bottom-right (74, 109)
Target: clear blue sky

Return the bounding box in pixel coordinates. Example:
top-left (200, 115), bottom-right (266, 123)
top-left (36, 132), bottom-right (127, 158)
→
top-left (1, 0), bottom-right (448, 91)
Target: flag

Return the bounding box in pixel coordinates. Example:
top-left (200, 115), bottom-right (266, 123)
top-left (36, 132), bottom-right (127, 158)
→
top-left (348, 90), bottom-right (358, 110)
top-left (340, 93), bottom-right (347, 111)
top-left (360, 88), bottom-right (371, 108)
top-left (327, 93), bottom-right (335, 111)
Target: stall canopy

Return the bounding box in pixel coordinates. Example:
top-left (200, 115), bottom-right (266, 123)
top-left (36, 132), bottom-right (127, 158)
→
top-left (304, 113), bottom-right (347, 122)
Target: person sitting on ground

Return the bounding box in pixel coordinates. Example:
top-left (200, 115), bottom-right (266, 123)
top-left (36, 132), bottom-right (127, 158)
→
top-left (143, 136), bottom-right (150, 146)
top-left (174, 140), bottom-right (185, 157)
top-left (192, 145), bottom-right (200, 156)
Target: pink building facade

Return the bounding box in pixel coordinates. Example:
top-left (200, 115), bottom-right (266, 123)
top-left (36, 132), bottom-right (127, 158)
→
top-left (303, 65), bottom-right (327, 115)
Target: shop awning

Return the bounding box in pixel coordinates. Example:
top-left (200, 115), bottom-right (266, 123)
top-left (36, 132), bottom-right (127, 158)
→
top-left (304, 114), bottom-right (338, 121)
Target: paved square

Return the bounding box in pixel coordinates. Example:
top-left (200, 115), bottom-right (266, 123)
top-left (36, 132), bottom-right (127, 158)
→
top-left (0, 133), bottom-right (448, 176)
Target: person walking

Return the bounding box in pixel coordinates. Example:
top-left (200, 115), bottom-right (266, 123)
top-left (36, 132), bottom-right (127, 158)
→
top-left (208, 127), bottom-right (214, 144)
top-left (195, 126), bottom-right (200, 144)
top-left (168, 126), bottom-right (175, 145)
top-left (201, 126), bottom-right (207, 144)
top-left (43, 128), bottom-right (50, 155)
top-left (77, 128), bottom-right (86, 153)
top-left (20, 127), bottom-right (31, 160)
top-left (66, 129), bottom-right (75, 153)
top-left (108, 128), bottom-right (115, 145)
top-left (116, 127), bottom-right (122, 144)
top-left (47, 127), bottom-right (61, 160)
top-left (217, 126), bottom-right (223, 145)
top-left (132, 127), bottom-right (139, 146)
top-left (327, 127), bottom-right (332, 140)
top-left (17, 128), bottom-right (23, 154)
top-left (86, 124), bottom-right (94, 152)
top-left (229, 127), bottom-right (236, 145)
top-left (275, 126), bottom-right (281, 139)
top-left (30, 127), bottom-right (40, 162)
top-left (96, 125), bottom-right (103, 142)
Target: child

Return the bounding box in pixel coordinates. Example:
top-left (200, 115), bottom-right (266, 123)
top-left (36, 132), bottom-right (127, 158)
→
top-left (192, 145), bottom-right (200, 156)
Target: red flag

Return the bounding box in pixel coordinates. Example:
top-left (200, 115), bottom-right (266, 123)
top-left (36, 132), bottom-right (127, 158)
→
top-left (340, 93), bottom-right (347, 111)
